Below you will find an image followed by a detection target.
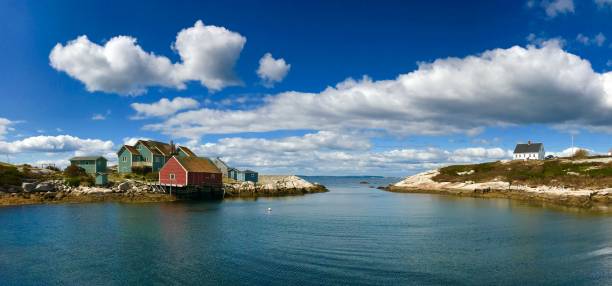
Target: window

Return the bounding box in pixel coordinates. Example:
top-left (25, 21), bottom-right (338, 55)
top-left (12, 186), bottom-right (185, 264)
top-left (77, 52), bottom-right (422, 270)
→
top-left (122, 157), bottom-right (126, 162)
top-left (169, 173), bottom-right (175, 180)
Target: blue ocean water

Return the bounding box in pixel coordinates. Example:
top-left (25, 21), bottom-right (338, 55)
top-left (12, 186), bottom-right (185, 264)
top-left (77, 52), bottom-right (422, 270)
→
top-left (0, 176), bottom-right (610, 285)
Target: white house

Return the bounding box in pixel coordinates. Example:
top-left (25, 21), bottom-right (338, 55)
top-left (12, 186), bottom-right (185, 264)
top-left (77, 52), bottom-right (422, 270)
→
top-left (513, 141), bottom-right (545, 160)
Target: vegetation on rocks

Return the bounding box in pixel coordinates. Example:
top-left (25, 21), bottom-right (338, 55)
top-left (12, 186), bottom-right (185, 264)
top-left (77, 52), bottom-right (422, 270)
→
top-left (0, 165), bottom-right (24, 186)
top-left (433, 158), bottom-right (612, 189)
top-left (63, 165), bottom-right (93, 187)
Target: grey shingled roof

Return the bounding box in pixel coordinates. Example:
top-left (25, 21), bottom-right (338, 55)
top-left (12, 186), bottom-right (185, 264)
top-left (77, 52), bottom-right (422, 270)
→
top-left (513, 143), bottom-right (543, 154)
top-left (70, 156), bottom-right (107, 161)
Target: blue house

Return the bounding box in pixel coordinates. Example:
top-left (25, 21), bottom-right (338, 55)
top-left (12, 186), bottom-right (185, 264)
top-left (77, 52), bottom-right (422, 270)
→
top-left (228, 168), bottom-right (258, 183)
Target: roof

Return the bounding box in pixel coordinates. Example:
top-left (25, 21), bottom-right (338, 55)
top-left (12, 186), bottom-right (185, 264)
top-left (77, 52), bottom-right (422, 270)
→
top-left (122, 145), bottom-right (141, 155)
top-left (177, 146), bottom-right (197, 157)
top-left (176, 156), bottom-right (221, 173)
top-left (212, 157), bottom-right (229, 168)
top-left (70, 156), bottom-right (107, 161)
top-left (513, 143), bottom-right (543, 154)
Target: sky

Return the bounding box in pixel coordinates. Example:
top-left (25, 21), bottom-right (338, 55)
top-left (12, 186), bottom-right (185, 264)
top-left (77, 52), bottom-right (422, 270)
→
top-left (0, 0), bottom-right (611, 176)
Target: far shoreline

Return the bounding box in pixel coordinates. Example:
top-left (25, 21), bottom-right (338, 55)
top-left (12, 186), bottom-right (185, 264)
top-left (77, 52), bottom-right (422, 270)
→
top-left (385, 186), bottom-right (611, 213)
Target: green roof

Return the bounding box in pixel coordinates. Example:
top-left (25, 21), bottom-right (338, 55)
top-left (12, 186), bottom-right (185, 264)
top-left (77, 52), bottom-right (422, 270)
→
top-left (70, 156), bottom-right (107, 161)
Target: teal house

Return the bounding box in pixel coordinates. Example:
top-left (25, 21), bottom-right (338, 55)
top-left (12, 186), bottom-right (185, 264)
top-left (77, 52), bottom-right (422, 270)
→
top-left (117, 140), bottom-right (197, 173)
top-left (69, 156), bottom-right (108, 185)
top-left (69, 156), bottom-right (107, 174)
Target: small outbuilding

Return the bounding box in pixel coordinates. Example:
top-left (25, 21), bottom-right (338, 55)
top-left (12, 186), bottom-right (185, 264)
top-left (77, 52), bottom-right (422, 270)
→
top-left (237, 169), bottom-right (258, 183)
top-left (513, 141), bottom-right (545, 160)
top-left (159, 156), bottom-right (222, 187)
top-left (69, 156), bottom-right (108, 175)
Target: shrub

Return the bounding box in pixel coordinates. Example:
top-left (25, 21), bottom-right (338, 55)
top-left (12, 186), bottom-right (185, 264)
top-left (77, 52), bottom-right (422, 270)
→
top-left (0, 165), bottom-right (23, 186)
top-left (145, 172), bottom-right (159, 181)
top-left (64, 165), bottom-right (87, 177)
top-left (65, 177), bottom-right (80, 187)
top-left (572, 149), bottom-right (589, 159)
top-left (132, 166), bottom-right (152, 176)
top-left (45, 165), bottom-right (61, 172)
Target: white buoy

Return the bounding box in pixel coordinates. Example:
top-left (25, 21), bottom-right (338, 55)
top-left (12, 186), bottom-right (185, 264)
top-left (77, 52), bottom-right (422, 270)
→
top-left (267, 207), bottom-right (272, 212)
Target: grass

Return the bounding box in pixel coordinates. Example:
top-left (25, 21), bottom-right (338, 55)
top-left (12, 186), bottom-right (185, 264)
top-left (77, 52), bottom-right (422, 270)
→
top-left (433, 157), bottom-right (612, 189)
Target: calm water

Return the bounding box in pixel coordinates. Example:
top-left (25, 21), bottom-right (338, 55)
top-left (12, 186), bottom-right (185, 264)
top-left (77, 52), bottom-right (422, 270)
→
top-left (1, 176), bottom-right (611, 285)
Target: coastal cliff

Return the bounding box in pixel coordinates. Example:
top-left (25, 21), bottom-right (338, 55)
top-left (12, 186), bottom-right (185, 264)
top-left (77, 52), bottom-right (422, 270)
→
top-left (388, 159), bottom-right (612, 210)
top-left (224, 175), bottom-right (327, 197)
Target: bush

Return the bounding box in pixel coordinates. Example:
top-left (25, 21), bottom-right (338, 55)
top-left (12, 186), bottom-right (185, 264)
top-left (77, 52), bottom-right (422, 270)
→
top-left (132, 166), bottom-right (152, 176)
top-left (64, 165), bottom-right (87, 177)
top-left (0, 165), bottom-right (23, 186)
top-left (65, 177), bottom-right (80, 187)
top-left (145, 172), bottom-right (159, 181)
top-left (45, 165), bottom-right (61, 172)
top-left (572, 149), bottom-right (589, 159)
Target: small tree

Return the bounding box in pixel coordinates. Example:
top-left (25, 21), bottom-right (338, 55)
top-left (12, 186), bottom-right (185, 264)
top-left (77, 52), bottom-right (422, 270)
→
top-left (0, 165), bottom-right (23, 186)
top-left (572, 149), bottom-right (589, 160)
top-left (64, 165), bottom-right (87, 177)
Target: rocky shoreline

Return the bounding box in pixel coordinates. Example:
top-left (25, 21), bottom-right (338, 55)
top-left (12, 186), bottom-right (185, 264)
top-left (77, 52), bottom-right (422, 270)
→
top-left (0, 176), bottom-right (327, 207)
top-left (387, 170), bottom-right (612, 211)
top-left (223, 175), bottom-right (328, 197)
top-left (0, 180), bottom-right (175, 207)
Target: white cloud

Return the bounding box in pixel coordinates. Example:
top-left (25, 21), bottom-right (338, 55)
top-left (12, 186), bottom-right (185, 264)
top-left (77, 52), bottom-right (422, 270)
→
top-left (546, 147), bottom-right (595, 157)
top-left (131, 97), bottom-right (200, 119)
top-left (146, 41), bottom-right (612, 140)
top-left (91, 114), bottom-right (106, 120)
top-left (0, 135), bottom-right (114, 155)
top-left (0, 117), bottom-right (14, 139)
top-left (191, 132), bottom-right (511, 175)
top-left (49, 20), bottom-right (246, 95)
top-left (541, 0), bottom-right (575, 17)
top-left (576, 32), bottom-right (606, 46)
top-left (122, 137), bottom-right (151, 146)
top-left (256, 53), bottom-right (291, 87)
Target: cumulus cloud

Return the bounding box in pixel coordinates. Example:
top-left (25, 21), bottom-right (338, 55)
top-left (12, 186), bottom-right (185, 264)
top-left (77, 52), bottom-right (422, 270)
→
top-left (122, 137), bottom-right (151, 146)
top-left (190, 132), bottom-right (511, 175)
top-left (576, 32), bottom-right (606, 46)
top-left (131, 97), bottom-right (200, 119)
top-left (0, 135), bottom-right (114, 155)
top-left (540, 0), bottom-right (575, 17)
top-left (49, 20), bottom-right (246, 95)
top-left (256, 53), bottom-right (291, 87)
top-left (146, 42), bottom-right (612, 140)
top-left (0, 117), bottom-right (14, 139)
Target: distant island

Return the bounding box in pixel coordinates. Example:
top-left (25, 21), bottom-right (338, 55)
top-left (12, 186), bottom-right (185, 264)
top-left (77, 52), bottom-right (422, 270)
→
top-left (387, 154), bottom-right (612, 211)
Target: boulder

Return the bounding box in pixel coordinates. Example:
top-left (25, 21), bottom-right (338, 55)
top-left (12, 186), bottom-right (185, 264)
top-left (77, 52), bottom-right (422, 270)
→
top-left (43, 192), bottom-right (56, 199)
top-left (118, 182), bottom-right (131, 191)
top-left (34, 183), bottom-right (54, 192)
top-left (7, 186), bottom-right (22, 193)
top-left (22, 182), bottom-right (36, 192)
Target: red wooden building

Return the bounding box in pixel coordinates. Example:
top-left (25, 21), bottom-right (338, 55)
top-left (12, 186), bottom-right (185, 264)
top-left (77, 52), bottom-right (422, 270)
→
top-left (159, 156), bottom-right (222, 187)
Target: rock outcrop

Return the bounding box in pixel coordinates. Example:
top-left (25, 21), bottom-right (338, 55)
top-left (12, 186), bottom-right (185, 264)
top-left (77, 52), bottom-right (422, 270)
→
top-left (224, 175), bottom-right (327, 197)
top-left (388, 170), bottom-right (611, 209)
top-left (1, 179), bottom-right (173, 207)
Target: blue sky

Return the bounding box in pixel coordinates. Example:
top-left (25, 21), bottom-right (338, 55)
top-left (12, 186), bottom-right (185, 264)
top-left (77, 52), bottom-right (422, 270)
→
top-left (0, 0), bottom-right (611, 176)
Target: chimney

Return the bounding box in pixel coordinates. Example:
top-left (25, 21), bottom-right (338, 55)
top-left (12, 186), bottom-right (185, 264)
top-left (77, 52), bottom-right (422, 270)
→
top-left (170, 140), bottom-right (176, 155)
